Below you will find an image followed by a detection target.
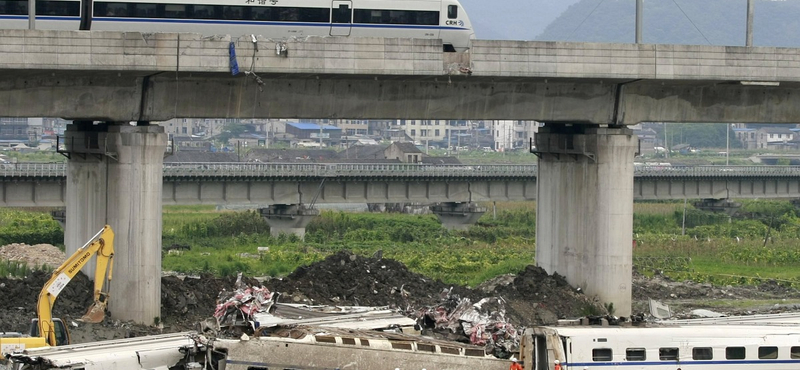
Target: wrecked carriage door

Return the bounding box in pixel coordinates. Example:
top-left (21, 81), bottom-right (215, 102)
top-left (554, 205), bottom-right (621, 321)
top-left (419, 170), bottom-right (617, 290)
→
top-left (330, 0), bottom-right (352, 36)
top-left (520, 328), bottom-right (565, 370)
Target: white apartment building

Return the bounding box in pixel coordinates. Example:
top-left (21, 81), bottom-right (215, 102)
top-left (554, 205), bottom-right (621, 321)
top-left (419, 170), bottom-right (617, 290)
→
top-left (493, 120), bottom-right (539, 151)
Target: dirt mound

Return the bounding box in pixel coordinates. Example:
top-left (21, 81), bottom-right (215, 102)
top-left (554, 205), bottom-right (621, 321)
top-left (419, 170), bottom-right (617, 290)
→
top-left (8, 251), bottom-right (800, 345)
top-left (491, 266), bottom-right (608, 325)
top-left (268, 250), bottom-right (478, 310)
top-left (0, 243), bottom-right (66, 268)
top-left (0, 270), bottom-right (94, 333)
top-left (267, 251), bottom-right (605, 327)
top-left (160, 273), bottom-right (260, 330)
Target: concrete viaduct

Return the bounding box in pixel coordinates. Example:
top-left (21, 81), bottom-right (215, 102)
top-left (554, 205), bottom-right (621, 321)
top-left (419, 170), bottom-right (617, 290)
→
top-left (4, 29), bottom-right (800, 321)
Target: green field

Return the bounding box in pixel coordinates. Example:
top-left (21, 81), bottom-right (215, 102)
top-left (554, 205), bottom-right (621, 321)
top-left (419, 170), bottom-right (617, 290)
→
top-left (2, 199), bottom-right (800, 289)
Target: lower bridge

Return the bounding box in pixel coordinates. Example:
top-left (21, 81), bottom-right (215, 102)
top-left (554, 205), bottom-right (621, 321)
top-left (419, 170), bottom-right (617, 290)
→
top-left (3, 163), bottom-right (800, 207)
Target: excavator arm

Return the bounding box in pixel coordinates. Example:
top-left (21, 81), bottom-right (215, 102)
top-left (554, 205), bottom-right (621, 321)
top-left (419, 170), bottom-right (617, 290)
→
top-left (36, 225), bottom-right (115, 346)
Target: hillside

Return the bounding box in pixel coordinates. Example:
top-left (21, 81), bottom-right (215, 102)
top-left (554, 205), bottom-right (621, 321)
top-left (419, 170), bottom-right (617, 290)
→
top-left (536, 0), bottom-right (800, 47)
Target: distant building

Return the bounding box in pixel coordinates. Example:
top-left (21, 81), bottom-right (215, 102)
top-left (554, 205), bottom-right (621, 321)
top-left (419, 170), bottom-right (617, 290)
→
top-left (633, 127), bottom-right (658, 155)
top-left (173, 136), bottom-right (213, 152)
top-left (734, 127), bottom-right (758, 149)
top-left (385, 142), bottom-right (423, 163)
top-left (285, 122), bottom-right (342, 146)
top-left (338, 144), bottom-right (387, 160)
top-left (754, 127), bottom-right (796, 150)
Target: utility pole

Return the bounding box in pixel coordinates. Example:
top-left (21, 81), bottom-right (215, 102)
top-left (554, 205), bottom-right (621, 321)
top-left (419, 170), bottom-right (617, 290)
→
top-left (726, 123), bottom-right (730, 166)
top-left (663, 122), bottom-right (669, 159)
top-left (636, 0), bottom-right (643, 44)
top-left (746, 0), bottom-right (754, 47)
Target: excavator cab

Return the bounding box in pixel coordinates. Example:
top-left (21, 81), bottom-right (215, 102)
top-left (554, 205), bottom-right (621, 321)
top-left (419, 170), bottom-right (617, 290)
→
top-left (28, 318), bottom-right (70, 346)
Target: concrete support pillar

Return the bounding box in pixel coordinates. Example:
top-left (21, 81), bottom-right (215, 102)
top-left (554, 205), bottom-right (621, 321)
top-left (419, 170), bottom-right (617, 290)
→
top-left (65, 122), bottom-right (166, 325)
top-left (65, 121), bottom-right (110, 279)
top-left (430, 202), bottom-right (486, 230)
top-left (50, 208), bottom-right (66, 230)
top-left (694, 198), bottom-right (741, 216)
top-left (535, 126), bottom-right (639, 317)
top-left (259, 205), bottom-right (320, 239)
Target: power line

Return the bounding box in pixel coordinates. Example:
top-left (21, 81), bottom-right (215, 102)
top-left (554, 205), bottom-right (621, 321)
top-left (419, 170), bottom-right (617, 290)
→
top-left (671, 0), bottom-right (712, 45)
top-left (566, 0), bottom-right (607, 41)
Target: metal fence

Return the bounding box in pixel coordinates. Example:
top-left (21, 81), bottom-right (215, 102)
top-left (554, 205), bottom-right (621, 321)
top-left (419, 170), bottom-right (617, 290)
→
top-left (4, 162), bottom-right (800, 179)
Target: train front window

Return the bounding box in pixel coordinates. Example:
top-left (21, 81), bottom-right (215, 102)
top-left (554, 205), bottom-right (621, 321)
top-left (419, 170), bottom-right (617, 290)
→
top-left (447, 5), bottom-right (457, 19)
top-left (726, 347), bottom-right (746, 360)
top-left (759, 347), bottom-right (778, 359)
top-left (659, 348), bottom-right (679, 361)
top-left (626, 348), bottom-right (646, 361)
top-left (693, 347), bottom-right (713, 360)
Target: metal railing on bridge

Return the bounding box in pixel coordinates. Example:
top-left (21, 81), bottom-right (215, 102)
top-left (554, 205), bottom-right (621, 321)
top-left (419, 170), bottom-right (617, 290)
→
top-left (4, 163), bottom-right (800, 178)
top-left (0, 162), bottom-right (538, 178)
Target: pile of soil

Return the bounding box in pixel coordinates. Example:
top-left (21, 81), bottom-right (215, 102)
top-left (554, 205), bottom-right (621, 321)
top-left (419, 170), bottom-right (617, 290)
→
top-left (0, 243), bottom-right (66, 268)
top-left (0, 270), bottom-right (95, 334)
top-left (267, 251), bottom-right (606, 327)
top-left (2, 250), bottom-right (800, 344)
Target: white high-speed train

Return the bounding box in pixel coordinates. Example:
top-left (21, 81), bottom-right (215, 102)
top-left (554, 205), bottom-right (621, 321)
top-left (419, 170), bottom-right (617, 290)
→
top-left (0, 0), bottom-right (474, 51)
top-left (519, 324), bottom-right (800, 370)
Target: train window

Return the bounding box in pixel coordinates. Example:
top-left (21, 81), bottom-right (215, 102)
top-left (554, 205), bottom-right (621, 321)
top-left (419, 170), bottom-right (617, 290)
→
top-left (297, 7), bottom-right (328, 22)
top-left (132, 3), bottom-right (154, 17)
top-left (36, 1), bottom-right (80, 16)
top-left (250, 6), bottom-right (271, 20)
top-left (693, 347), bottom-right (713, 360)
top-left (332, 3), bottom-right (350, 23)
top-left (353, 9), bottom-right (439, 25)
top-left (792, 347), bottom-right (800, 359)
top-left (223, 5), bottom-right (247, 20)
top-left (192, 5), bottom-right (215, 19)
top-left (447, 5), bottom-right (457, 19)
top-left (659, 348), bottom-right (678, 361)
top-left (758, 347), bottom-right (778, 359)
top-left (163, 4), bottom-right (185, 18)
top-left (626, 348), bottom-right (646, 361)
top-left (592, 349), bottom-right (612, 361)
top-left (726, 347), bottom-right (746, 360)
top-left (1, 0), bottom-right (28, 15)
top-left (94, 2), bottom-right (127, 17)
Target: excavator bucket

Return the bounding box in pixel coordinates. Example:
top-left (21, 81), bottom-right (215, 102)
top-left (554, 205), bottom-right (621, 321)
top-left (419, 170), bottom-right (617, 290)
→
top-left (80, 301), bottom-right (107, 323)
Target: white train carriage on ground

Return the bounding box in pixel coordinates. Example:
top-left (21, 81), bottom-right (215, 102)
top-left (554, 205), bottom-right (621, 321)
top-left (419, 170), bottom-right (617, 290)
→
top-left (519, 324), bottom-right (800, 370)
top-left (0, 0), bottom-right (474, 51)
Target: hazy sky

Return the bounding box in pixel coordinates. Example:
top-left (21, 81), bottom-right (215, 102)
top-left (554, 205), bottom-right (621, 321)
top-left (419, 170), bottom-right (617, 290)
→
top-left (458, 0), bottom-right (582, 40)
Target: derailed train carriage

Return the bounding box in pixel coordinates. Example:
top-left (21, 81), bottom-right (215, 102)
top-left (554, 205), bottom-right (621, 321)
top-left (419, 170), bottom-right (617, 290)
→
top-left (519, 323), bottom-right (800, 370)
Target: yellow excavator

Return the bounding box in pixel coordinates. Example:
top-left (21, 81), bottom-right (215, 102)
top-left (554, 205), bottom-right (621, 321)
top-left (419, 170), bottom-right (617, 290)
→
top-left (0, 225), bottom-right (115, 354)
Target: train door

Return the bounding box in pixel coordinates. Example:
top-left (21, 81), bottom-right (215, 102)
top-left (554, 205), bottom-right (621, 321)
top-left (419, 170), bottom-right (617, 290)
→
top-left (330, 1), bottom-right (352, 36)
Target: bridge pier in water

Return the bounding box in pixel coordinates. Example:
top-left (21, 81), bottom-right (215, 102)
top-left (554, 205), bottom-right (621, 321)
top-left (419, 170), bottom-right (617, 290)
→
top-left (259, 205), bottom-right (320, 239)
top-left (430, 202), bottom-right (487, 230)
top-left (535, 125), bottom-right (639, 317)
top-left (64, 121), bottom-right (166, 325)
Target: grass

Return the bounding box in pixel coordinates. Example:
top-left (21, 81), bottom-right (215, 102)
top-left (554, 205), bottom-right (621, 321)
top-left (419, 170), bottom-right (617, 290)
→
top-left (8, 199), bottom-right (800, 291)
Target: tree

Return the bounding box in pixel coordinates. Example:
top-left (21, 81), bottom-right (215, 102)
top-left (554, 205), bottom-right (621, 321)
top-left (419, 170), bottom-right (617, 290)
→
top-left (216, 123), bottom-right (248, 145)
